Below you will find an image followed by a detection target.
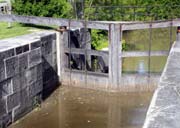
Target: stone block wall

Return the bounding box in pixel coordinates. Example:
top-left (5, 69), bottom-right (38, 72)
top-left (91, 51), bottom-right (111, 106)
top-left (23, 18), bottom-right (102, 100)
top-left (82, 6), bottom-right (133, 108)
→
top-left (0, 31), bottom-right (58, 128)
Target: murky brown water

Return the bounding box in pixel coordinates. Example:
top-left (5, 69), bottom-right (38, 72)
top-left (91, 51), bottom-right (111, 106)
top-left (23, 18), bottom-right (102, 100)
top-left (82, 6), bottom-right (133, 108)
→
top-left (9, 86), bottom-right (153, 128)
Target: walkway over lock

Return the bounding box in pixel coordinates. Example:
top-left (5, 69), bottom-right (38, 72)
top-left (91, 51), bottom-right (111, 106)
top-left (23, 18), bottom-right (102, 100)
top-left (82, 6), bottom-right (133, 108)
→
top-left (1, 14), bottom-right (180, 127)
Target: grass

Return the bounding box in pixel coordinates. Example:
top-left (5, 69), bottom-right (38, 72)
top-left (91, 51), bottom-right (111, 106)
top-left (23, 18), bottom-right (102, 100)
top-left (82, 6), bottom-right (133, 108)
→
top-left (0, 0), bottom-right (6, 2)
top-left (0, 22), bottom-right (56, 39)
top-left (95, 41), bottom-right (108, 50)
top-left (0, 22), bottom-right (33, 39)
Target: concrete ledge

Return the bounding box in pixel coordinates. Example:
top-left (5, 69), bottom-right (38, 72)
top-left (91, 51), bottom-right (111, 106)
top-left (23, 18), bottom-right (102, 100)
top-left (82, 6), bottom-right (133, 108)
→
top-left (143, 38), bottom-right (180, 128)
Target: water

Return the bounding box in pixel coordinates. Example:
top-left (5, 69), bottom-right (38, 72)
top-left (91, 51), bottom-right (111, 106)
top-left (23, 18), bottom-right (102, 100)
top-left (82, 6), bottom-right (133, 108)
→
top-left (9, 86), bottom-right (153, 128)
top-left (122, 28), bottom-right (177, 73)
top-left (122, 56), bottom-right (167, 73)
top-left (137, 60), bottom-right (146, 74)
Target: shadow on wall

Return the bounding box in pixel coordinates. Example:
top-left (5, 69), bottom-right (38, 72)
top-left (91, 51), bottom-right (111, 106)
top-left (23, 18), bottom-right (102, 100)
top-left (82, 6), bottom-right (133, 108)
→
top-left (42, 56), bottom-right (59, 100)
top-left (40, 33), bottom-right (60, 100)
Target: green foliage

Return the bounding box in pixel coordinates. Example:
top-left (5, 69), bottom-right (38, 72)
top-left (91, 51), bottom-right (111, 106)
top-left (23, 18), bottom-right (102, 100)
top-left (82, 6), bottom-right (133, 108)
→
top-left (85, 0), bottom-right (180, 21)
top-left (122, 39), bottom-right (136, 51)
top-left (12, 0), bottom-right (180, 20)
top-left (33, 95), bottom-right (41, 109)
top-left (11, 0), bottom-right (180, 51)
top-left (91, 29), bottom-right (108, 50)
top-left (91, 30), bottom-right (132, 51)
top-left (13, 0), bottom-right (73, 18)
top-left (122, 40), bottom-right (127, 51)
top-left (0, 22), bottom-right (32, 39)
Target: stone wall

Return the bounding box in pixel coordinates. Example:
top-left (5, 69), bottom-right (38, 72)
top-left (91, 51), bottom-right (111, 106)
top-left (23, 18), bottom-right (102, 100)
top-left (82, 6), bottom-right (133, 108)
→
top-left (0, 31), bottom-right (58, 128)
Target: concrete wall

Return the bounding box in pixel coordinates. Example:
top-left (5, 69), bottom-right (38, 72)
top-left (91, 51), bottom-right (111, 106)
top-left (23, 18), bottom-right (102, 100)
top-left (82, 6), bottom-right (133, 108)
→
top-left (143, 36), bottom-right (180, 128)
top-left (62, 70), bottom-right (159, 92)
top-left (0, 31), bottom-right (58, 128)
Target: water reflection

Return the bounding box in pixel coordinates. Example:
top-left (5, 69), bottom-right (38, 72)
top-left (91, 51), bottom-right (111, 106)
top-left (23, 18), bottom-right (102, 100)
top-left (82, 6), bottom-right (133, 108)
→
top-left (9, 86), bottom-right (153, 128)
top-left (137, 60), bottom-right (146, 74)
top-left (122, 56), bottom-right (167, 73)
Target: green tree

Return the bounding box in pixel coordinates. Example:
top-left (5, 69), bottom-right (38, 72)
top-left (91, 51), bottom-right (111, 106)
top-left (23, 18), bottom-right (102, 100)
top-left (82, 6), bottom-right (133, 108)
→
top-left (13, 0), bottom-right (73, 18)
top-left (84, 0), bottom-right (180, 21)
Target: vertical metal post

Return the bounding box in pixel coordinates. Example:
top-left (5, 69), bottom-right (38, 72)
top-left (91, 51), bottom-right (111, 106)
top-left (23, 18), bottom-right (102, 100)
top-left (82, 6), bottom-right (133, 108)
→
top-left (148, 23), bottom-right (152, 77)
top-left (169, 20), bottom-right (173, 51)
top-left (109, 24), bottom-right (122, 89)
top-left (84, 20), bottom-right (88, 86)
top-left (133, 6), bottom-right (136, 21)
top-left (68, 20), bottom-right (72, 86)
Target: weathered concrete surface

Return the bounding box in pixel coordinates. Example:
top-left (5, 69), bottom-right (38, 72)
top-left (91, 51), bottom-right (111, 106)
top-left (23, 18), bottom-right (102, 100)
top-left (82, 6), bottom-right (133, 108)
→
top-left (62, 70), bottom-right (159, 92)
top-left (0, 31), bottom-right (58, 128)
top-left (143, 36), bottom-right (180, 128)
top-left (0, 14), bottom-right (109, 30)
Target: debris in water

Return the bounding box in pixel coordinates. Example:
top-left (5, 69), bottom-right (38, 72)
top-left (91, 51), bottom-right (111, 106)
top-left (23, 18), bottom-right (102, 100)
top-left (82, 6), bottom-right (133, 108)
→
top-left (140, 103), bottom-right (144, 106)
top-left (34, 107), bottom-right (40, 111)
top-left (15, 120), bottom-right (20, 124)
top-left (46, 113), bottom-right (49, 115)
top-left (78, 97), bottom-right (82, 100)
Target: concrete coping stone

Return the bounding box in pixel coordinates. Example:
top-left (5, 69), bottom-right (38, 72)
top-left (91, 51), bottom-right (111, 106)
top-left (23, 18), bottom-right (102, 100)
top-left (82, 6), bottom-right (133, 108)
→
top-left (0, 31), bottom-right (55, 52)
top-left (171, 47), bottom-right (180, 53)
top-left (143, 40), bottom-right (180, 128)
top-left (169, 41), bottom-right (180, 54)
